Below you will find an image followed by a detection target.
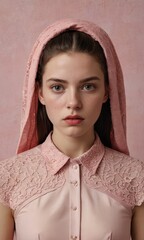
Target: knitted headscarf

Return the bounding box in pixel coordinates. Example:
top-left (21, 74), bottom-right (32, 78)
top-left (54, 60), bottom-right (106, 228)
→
top-left (17, 19), bottom-right (129, 155)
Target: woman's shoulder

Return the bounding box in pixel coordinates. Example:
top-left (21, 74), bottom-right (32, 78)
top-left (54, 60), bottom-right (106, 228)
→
top-left (0, 145), bottom-right (41, 171)
top-left (0, 145), bottom-right (42, 208)
top-left (101, 147), bottom-right (144, 207)
top-left (0, 143), bottom-right (65, 211)
top-left (104, 148), bottom-right (144, 172)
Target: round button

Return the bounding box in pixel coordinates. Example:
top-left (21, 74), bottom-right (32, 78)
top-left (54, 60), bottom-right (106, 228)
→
top-left (72, 206), bottom-right (77, 211)
top-left (71, 236), bottom-right (77, 239)
top-left (72, 164), bottom-right (78, 169)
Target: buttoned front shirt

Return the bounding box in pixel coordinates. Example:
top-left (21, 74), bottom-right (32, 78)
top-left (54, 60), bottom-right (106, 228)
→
top-left (0, 133), bottom-right (144, 240)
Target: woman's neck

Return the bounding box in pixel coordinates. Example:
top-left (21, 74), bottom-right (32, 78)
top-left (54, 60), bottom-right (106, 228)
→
top-left (51, 130), bottom-right (96, 158)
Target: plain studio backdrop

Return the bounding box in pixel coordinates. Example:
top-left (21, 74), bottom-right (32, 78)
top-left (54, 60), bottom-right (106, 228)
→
top-left (0, 0), bottom-right (144, 161)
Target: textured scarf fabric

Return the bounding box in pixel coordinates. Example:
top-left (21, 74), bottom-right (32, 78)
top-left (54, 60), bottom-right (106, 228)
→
top-left (16, 19), bottom-right (129, 155)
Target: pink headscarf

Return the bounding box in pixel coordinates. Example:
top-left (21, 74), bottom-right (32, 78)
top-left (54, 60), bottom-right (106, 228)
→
top-left (17, 19), bottom-right (129, 155)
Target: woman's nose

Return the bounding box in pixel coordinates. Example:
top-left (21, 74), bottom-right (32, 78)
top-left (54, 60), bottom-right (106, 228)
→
top-left (66, 90), bottom-right (82, 110)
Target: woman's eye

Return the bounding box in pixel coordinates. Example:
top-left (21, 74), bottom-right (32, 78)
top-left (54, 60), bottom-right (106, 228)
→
top-left (51, 85), bottom-right (64, 92)
top-left (82, 84), bottom-right (95, 91)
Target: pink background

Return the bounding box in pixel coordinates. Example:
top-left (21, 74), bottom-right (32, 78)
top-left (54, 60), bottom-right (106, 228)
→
top-left (0, 0), bottom-right (144, 160)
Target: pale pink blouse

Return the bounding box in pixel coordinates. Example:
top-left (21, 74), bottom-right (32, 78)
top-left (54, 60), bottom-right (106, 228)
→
top-left (0, 134), bottom-right (144, 240)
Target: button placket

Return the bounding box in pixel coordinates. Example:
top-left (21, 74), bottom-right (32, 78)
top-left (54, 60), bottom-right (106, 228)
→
top-left (69, 163), bottom-right (80, 240)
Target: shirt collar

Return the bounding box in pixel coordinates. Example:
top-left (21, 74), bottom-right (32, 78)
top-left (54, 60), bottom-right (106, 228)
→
top-left (41, 133), bottom-right (105, 175)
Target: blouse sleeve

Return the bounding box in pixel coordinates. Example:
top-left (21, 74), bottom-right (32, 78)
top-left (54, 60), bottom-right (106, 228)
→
top-left (0, 158), bottom-right (14, 208)
top-left (131, 159), bottom-right (144, 207)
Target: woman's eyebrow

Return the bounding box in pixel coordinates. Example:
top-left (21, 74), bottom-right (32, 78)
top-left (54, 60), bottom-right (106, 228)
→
top-left (46, 76), bottom-right (100, 83)
top-left (46, 78), bottom-right (67, 83)
top-left (79, 76), bottom-right (100, 83)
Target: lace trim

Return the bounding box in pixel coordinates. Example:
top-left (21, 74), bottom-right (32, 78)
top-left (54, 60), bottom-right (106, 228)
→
top-left (82, 148), bottom-right (144, 207)
top-left (0, 146), bottom-right (143, 211)
top-left (0, 146), bottom-right (65, 211)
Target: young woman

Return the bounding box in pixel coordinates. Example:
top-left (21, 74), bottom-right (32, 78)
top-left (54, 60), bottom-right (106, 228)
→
top-left (0, 19), bottom-right (144, 240)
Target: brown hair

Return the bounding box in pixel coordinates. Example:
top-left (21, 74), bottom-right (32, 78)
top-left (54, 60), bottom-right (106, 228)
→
top-left (36, 30), bottom-right (112, 147)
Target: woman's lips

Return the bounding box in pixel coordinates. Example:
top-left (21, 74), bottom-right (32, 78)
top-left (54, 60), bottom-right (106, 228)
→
top-left (64, 115), bottom-right (84, 125)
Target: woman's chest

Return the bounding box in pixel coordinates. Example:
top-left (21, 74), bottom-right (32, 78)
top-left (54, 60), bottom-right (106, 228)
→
top-left (14, 179), bottom-right (132, 240)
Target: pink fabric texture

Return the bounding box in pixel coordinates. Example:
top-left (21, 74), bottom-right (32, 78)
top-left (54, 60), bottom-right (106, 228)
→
top-left (0, 134), bottom-right (143, 212)
top-left (0, 134), bottom-right (144, 239)
top-left (16, 18), bottom-right (129, 155)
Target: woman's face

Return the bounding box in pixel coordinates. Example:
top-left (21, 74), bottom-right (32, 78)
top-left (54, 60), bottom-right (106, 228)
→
top-left (39, 52), bottom-right (108, 140)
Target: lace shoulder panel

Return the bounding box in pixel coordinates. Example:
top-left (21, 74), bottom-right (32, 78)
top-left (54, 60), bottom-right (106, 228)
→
top-left (0, 146), bottom-right (65, 211)
top-left (83, 147), bottom-right (144, 208)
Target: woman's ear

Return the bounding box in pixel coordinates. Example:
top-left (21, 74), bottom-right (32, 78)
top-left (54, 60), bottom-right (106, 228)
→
top-left (38, 85), bottom-right (45, 105)
top-left (103, 87), bottom-right (109, 103)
